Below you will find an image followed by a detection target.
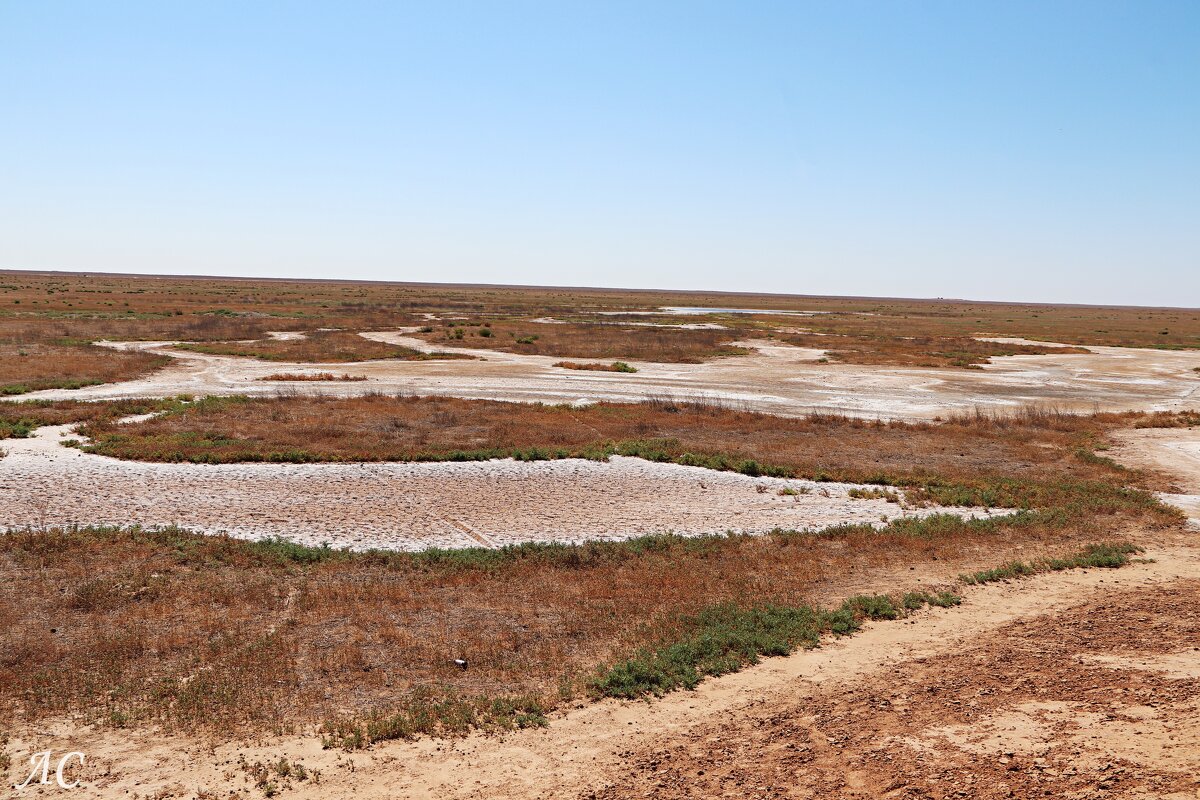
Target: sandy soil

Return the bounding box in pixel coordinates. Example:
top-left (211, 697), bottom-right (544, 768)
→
top-left (5, 539), bottom-right (1196, 799)
top-left (15, 333), bottom-right (1200, 420)
top-left (0, 422), bottom-right (995, 550)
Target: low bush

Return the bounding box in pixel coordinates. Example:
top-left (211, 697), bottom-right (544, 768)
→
top-left (553, 361), bottom-right (639, 373)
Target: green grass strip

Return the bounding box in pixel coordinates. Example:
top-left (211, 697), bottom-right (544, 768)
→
top-left (592, 541), bottom-right (1141, 700)
top-left (959, 541), bottom-right (1142, 585)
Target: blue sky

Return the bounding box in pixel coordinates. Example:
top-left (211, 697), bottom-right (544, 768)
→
top-left (2, 1), bottom-right (1197, 305)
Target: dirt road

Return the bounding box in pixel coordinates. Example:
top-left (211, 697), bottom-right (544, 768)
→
top-left (595, 566), bottom-right (1200, 800)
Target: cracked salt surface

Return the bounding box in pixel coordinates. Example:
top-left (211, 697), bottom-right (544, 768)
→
top-left (0, 424), bottom-right (1009, 552)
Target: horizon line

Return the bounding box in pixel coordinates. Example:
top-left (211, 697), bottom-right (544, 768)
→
top-left (1, 266), bottom-right (1197, 313)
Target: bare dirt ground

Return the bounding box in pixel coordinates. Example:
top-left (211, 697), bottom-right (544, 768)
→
top-left (17, 333), bottom-right (1200, 420)
top-left (594, 564), bottom-right (1200, 800)
top-left (0, 422), bottom-right (997, 549)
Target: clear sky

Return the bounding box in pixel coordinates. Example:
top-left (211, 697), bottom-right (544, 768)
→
top-left (2, 1), bottom-right (1197, 306)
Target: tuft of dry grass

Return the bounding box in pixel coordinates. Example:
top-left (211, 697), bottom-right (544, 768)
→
top-left (173, 330), bottom-right (474, 363)
top-left (1130, 410), bottom-right (1200, 428)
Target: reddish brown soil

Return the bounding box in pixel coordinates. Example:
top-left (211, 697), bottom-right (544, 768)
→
top-left (596, 579), bottom-right (1200, 800)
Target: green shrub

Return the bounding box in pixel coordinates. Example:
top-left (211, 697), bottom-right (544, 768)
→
top-left (592, 593), bottom-right (905, 699)
top-left (960, 541), bottom-right (1141, 585)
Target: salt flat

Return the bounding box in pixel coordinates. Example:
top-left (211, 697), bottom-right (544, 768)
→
top-left (1, 422), bottom-right (1003, 550)
top-left (19, 332), bottom-right (1200, 420)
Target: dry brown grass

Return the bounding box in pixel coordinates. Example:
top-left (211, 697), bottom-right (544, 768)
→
top-left (173, 330), bottom-right (474, 363)
top-left (0, 272), bottom-right (1195, 390)
top-left (414, 320), bottom-right (749, 363)
top-left (2, 269), bottom-right (1194, 345)
top-left (0, 398), bottom-right (184, 439)
top-left (1, 270), bottom-right (1196, 352)
top-left (0, 517), bottom-right (1166, 738)
top-left (778, 332), bottom-right (1090, 368)
top-left (0, 312), bottom-right (300, 345)
top-left (77, 395), bottom-right (1171, 499)
top-left (258, 372), bottom-right (369, 382)
top-left (0, 342), bottom-right (170, 395)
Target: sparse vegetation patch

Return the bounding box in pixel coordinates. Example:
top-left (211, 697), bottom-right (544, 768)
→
top-left (554, 361), bottom-right (638, 373)
top-left (960, 541), bottom-right (1143, 584)
top-left (592, 540), bottom-right (1137, 702)
top-left (778, 332), bottom-right (1090, 369)
top-left (414, 319), bottom-right (749, 363)
top-left (258, 372), bottom-right (368, 382)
